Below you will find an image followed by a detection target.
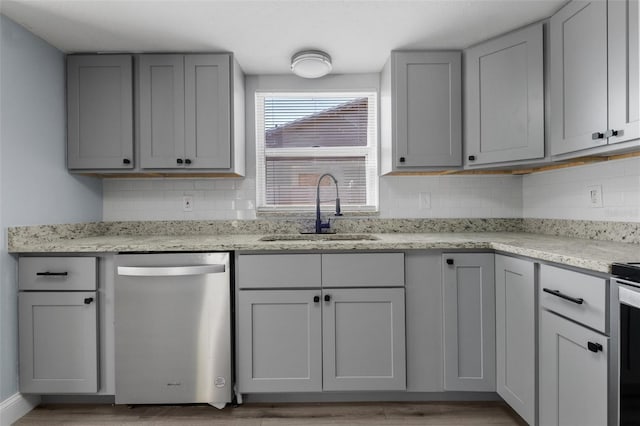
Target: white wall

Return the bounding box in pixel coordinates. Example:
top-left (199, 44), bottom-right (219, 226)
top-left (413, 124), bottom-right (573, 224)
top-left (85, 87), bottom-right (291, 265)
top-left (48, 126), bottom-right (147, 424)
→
top-left (523, 156), bottom-right (640, 222)
top-left (0, 15), bottom-right (103, 402)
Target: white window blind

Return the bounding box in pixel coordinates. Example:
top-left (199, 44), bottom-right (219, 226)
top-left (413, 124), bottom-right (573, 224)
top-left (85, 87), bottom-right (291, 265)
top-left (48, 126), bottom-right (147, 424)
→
top-left (256, 92), bottom-right (378, 212)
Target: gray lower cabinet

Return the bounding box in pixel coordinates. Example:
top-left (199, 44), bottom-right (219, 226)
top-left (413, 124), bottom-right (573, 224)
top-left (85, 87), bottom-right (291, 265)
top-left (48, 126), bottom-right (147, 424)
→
top-left (138, 54), bottom-right (234, 170)
top-left (237, 252), bottom-right (406, 394)
top-left (238, 287), bottom-right (406, 393)
top-left (322, 288), bottom-right (406, 391)
top-left (495, 255), bottom-right (536, 425)
top-left (538, 309), bottom-right (608, 426)
top-left (19, 292), bottom-right (98, 394)
top-left (238, 289), bottom-right (322, 392)
top-left (550, 0), bottom-right (640, 157)
top-left (464, 23), bottom-right (544, 167)
top-left (442, 253), bottom-right (496, 391)
top-left (380, 51), bottom-right (462, 173)
top-left (67, 55), bottom-right (134, 170)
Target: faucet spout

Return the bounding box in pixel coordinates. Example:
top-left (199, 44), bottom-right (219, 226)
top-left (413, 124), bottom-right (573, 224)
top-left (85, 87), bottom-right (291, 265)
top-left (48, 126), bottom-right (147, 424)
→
top-left (315, 173), bottom-right (342, 233)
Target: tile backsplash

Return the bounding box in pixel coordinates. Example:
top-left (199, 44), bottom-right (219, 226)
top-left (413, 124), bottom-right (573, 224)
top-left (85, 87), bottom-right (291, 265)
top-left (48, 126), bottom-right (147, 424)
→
top-left (102, 157), bottom-right (639, 223)
top-left (103, 175), bottom-right (523, 221)
top-left (522, 156), bottom-right (640, 222)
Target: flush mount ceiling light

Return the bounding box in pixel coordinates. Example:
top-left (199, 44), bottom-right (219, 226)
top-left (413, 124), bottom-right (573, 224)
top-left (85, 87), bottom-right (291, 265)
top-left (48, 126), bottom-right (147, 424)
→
top-left (291, 50), bottom-right (332, 78)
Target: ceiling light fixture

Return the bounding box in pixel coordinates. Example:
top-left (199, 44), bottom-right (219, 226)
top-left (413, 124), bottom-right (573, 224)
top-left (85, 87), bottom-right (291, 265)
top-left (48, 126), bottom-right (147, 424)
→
top-left (291, 50), bottom-right (332, 78)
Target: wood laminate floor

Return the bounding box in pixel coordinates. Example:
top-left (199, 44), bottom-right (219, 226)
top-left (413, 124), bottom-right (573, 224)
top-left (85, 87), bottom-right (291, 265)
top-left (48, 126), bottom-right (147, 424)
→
top-left (14, 402), bottom-right (527, 425)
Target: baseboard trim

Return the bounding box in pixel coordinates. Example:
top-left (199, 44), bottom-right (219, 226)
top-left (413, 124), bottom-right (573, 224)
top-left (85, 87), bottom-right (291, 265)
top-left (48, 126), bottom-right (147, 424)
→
top-left (0, 393), bottom-right (40, 426)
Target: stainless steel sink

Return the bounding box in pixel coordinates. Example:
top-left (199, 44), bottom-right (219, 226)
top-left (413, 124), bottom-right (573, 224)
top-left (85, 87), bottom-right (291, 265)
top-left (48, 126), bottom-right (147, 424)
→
top-left (259, 233), bottom-right (379, 242)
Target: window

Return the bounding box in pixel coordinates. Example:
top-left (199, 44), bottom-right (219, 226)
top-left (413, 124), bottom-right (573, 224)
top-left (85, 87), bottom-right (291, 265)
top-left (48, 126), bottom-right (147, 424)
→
top-left (256, 92), bottom-right (378, 212)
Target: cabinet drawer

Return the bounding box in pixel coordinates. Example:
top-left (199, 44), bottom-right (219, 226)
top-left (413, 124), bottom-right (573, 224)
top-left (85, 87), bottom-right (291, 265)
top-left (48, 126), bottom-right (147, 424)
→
top-left (19, 257), bottom-right (97, 291)
top-left (539, 264), bottom-right (608, 333)
top-left (237, 254), bottom-right (321, 289)
top-left (322, 253), bottom-right (405, 287)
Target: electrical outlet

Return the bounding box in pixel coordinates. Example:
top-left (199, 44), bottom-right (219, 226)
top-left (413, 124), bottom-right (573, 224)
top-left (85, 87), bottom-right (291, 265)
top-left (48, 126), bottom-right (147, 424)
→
top-left (588, 185), bottom-right (603, 208)
top-left (183, 195), bottom-right (194, 212)
top-left (419, 192), bottom-right (431, 209)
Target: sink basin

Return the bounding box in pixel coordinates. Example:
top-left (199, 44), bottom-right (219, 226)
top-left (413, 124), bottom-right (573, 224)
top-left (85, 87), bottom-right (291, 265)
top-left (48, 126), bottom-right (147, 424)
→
top-left (259, 233), bottom-right (379, 242)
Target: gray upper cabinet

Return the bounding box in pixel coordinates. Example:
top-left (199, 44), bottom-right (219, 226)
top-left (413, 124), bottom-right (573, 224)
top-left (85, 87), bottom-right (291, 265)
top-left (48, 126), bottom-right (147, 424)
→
top-left (442, 253), bottom-right (496, 392)
top-left (380, 51), bottom-right (462, 173)
top-left (495, 255), bottom-right (536, 425)
top-left (464, 24), bottom-right (545, 167)
top-left (139, 54), bottom-right (236, 171)
top-left (608, 0), bottom-right (640, 146)
top-left (551, 0), bottom-right (640, 157)
top-left (138, 55), bottom-right (185, 169)
top-left (67, 55), bottom-right (134, 170)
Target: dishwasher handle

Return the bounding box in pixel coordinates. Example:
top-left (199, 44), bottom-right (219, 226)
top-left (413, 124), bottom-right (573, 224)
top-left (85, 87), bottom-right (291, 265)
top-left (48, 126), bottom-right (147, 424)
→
top-left (117, 264), bottom-right (226, 277)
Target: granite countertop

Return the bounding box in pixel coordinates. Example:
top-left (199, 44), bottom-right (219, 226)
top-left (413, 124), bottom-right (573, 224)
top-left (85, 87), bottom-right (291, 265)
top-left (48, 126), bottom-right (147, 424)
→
top-left (9, 231), bottom-right (640, 274)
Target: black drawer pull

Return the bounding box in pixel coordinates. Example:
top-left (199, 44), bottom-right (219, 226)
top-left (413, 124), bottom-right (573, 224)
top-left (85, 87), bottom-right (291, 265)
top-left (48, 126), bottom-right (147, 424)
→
top-left (592, 132), bottom-right (605, 140)
top-left (185, 159), bottom-right (192, 165)
top-left (587, 341), bottom-right (602, 353)
top-left (313, 296), bottom-right (320, 303)
top-left (446, 258), bottom-right (454, 265)
top-left (543, 288), bottom-right (584, 305)
top-left (122, 158), bottom-right (131, 165)
top-left (176, 158), bottom-right (184, 164)
top-left (468, 155), bottom-right (476, 161)
top-left (399, 157), bottom-right (406, 163)
top-left (36, 272), bottom-right (68, 276)
top-left (324, 294), bottom-right (331, 302)
top-left (84, 297), bottom-right (94, 305)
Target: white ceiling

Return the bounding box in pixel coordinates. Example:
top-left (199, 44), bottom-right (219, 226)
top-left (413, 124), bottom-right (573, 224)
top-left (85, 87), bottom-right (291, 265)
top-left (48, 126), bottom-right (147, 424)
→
top-left (1, 0), bottom-right (566, 75)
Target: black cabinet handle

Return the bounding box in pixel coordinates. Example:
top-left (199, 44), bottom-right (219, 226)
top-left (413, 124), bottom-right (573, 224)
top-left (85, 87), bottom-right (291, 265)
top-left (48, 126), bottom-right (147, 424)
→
top-left (446, 258), bottom-right (454, 265)
top-left (176, 158), bottom-right (184, 164)
top-left (592, 132), bottom-right (605, 140)
top-left (123, 158), bottom-right (131, 165)
top-left (605, 129), bottom-right (622, 138)
top-left (84, 297), bottom-right (94, 305)
top-left (36, 271), bottom-right (68, 276)
top-left (468, 155), bottom-right (476, 161)
top-left (399, 157), bottom-right (406, 163)
top-left (587, 341), bottom-right (603, 353)
top-left (313, 296), bottom-right (320, 303)
top-left (185, 159), bottom-right (192, 165)
top-left (543, 288), bottom-right (584, 305)
top-left (324, 294), bottom-right (331, 302)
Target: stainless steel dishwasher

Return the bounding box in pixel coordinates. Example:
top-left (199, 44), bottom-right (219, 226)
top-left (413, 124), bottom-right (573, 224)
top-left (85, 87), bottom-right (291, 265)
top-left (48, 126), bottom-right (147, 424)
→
top-left (114, 253), bottom-right (231, 408)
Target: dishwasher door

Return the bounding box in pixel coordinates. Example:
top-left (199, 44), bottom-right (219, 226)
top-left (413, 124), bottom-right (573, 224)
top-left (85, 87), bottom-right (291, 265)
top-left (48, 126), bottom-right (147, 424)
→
top-left (114, 253), bottom-right (231, 407)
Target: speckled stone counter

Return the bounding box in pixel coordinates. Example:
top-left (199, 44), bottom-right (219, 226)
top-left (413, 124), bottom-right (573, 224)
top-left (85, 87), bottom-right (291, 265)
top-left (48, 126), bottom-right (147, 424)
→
top-left (8, 225), bottom-right (640, 274)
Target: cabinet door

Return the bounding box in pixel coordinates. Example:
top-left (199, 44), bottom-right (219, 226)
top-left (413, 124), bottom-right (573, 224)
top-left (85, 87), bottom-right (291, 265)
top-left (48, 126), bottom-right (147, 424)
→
top-left (19, 292), bottom-right (98, 393)
top-left (442, 253), bottom-right (495, 391)
top-left (495, 255), bottom-right (535, 425)
top-left (465, 24), bottom-right (544, 166)
top-left (67, 55), bottom-right (133, 169)
top-left (139, 55), bottom-right (186, 169)
top-left (550, 1), bottom-right (608, 155)
top-left (539, 310), bottom-right (608, 426)
top-left (322, 288), bottom-right (406, 391)
top-left (184, 55), bottom-right (231, 169)
top-left (237, 290), bottom-right (322, 392)
top-left (393, 51), bottom-right (462, 168)
top-left (609, 0), bottom-right (640, 145)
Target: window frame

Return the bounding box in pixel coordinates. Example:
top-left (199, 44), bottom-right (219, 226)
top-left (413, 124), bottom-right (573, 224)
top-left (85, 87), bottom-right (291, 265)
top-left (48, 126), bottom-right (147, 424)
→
top-left (255, 91), bottom-right (379, 213)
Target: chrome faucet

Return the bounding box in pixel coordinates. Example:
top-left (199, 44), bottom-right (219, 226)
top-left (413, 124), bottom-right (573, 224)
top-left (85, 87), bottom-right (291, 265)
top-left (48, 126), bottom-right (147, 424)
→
top-left (315, 173), bottom-right (342, 233)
